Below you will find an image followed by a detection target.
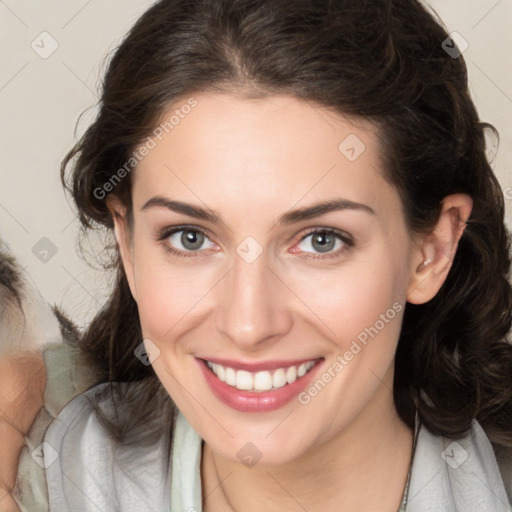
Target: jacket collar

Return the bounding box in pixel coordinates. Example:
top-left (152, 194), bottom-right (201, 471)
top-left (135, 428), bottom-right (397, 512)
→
top-left (170, 411), bottom-right (511, 512)
top-left (406, 419), bottom-right (510, 511)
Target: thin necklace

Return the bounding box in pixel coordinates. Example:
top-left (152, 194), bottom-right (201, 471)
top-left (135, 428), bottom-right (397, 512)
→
top-left (398, 411), bottom-right (421, 511)
top-left (207, 421), bottom-right (419, 512)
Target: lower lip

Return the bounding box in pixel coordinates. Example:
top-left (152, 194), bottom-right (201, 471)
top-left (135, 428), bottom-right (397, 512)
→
top-left (197, 358), bottom-right (324, 412)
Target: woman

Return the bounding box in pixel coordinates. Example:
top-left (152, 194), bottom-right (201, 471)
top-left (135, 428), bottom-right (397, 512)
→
top-left (6, 0), bottom-right (512, 510)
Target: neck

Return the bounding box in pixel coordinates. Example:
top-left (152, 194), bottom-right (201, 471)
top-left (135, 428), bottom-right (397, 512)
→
top-left (201, 373), bottom-right (414, 512)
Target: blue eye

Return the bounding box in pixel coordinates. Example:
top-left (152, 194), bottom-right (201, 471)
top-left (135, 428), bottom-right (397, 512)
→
top-left (169, 229), bottom-right (209, 251)
top-left (158, 227), bottom-right (215, 258)
top-left (156, 226), bottom-right (353, 260)
top-left (294, 229), bottom-right (353, 259)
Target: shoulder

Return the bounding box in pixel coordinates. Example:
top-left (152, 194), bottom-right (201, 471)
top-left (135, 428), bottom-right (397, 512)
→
top-left (407, 420), bottom-right (512, 511)
top-left (9, 341), bottom-right (95, 512)
top-left (44, 383), bottom-right (173, 512)
top-left (492, 440), bottom-right (512, 505)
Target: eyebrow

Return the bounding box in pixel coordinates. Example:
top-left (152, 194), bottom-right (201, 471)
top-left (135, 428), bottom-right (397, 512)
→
top-left (141, 196), bottom-right (375, 224)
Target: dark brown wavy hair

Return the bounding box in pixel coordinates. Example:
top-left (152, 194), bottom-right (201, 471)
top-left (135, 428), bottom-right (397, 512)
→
top-left (61, 0), bottom-right (512, 447)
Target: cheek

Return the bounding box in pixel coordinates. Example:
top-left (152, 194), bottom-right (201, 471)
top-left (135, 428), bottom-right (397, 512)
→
top-left (289, 247), bottom-right (407, 348)
top-left (131, 247), bottom-right (214, 340)
top-left (288, 247), bottom-right (408, 433)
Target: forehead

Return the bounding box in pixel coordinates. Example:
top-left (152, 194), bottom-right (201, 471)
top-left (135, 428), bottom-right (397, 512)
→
top-left (131, 92), bottom-right (399, 221)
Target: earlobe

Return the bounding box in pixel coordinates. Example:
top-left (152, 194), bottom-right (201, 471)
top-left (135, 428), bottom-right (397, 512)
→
top-left (106, 195), bottom-right (138, 302)
top-left (407, 193), bottom-right (473, 305)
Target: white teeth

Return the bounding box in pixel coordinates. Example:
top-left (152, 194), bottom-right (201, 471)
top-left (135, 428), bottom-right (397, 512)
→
top-left (236, 370), bottom-right (253, 390)
top-left (254, 371), bottom-right (273, 391)
top-left (225, 367), bottom-right (236, 386)
top-left (272, 368), bottom-right (287, 388)
top-left (206, 359), bottom-right (317, 392)
top-left (286, 365), bottom-right (297, 384)
top-left (216, 364), bottom-right (226, 383)
top-left (297, 363), bottom-right (308, 378)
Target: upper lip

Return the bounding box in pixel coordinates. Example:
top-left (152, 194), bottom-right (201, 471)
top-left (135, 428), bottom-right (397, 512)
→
top-left (198, 356), bottom-right (322, 372)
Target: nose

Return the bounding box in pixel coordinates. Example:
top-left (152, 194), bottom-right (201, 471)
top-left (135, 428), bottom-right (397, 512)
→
top-left (214, 251), bottom-right (293, 351)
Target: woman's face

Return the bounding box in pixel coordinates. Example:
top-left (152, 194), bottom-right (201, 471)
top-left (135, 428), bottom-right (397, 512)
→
top-left (114, 92), bottom-right (422, 466)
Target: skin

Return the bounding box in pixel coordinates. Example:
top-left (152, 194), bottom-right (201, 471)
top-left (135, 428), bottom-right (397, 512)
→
top-left (108, 92), bottom-right (472, 512)
top-left (0, 352), bottom-right (45, 512)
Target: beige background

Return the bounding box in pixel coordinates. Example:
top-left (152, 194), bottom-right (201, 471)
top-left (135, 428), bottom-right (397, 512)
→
top-left (1, 0), bottom-right (511, 329)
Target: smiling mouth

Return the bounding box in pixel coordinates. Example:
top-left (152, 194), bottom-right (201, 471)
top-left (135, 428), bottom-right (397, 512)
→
top-left (204, 359), bottom-right (319, 392)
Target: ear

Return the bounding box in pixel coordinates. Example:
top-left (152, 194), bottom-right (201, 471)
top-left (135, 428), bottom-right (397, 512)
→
top-left (106, 195), bottom-right (137, 302)
top-left (407, 193), bottom-right (473, 304)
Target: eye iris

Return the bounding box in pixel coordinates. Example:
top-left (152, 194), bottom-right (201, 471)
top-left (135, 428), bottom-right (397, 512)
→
top-left (312, 232), bottom-right (335, 253)
top-left (182, 230), bottom-right (204, 250)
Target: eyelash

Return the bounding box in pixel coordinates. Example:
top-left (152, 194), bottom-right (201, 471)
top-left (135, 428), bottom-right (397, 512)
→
top-left (156, 225), bottom-right (354, 260)
top-left (156, 226), bottom-right (213, 259)
top-left (293, 228), bottom-right (354, 260)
